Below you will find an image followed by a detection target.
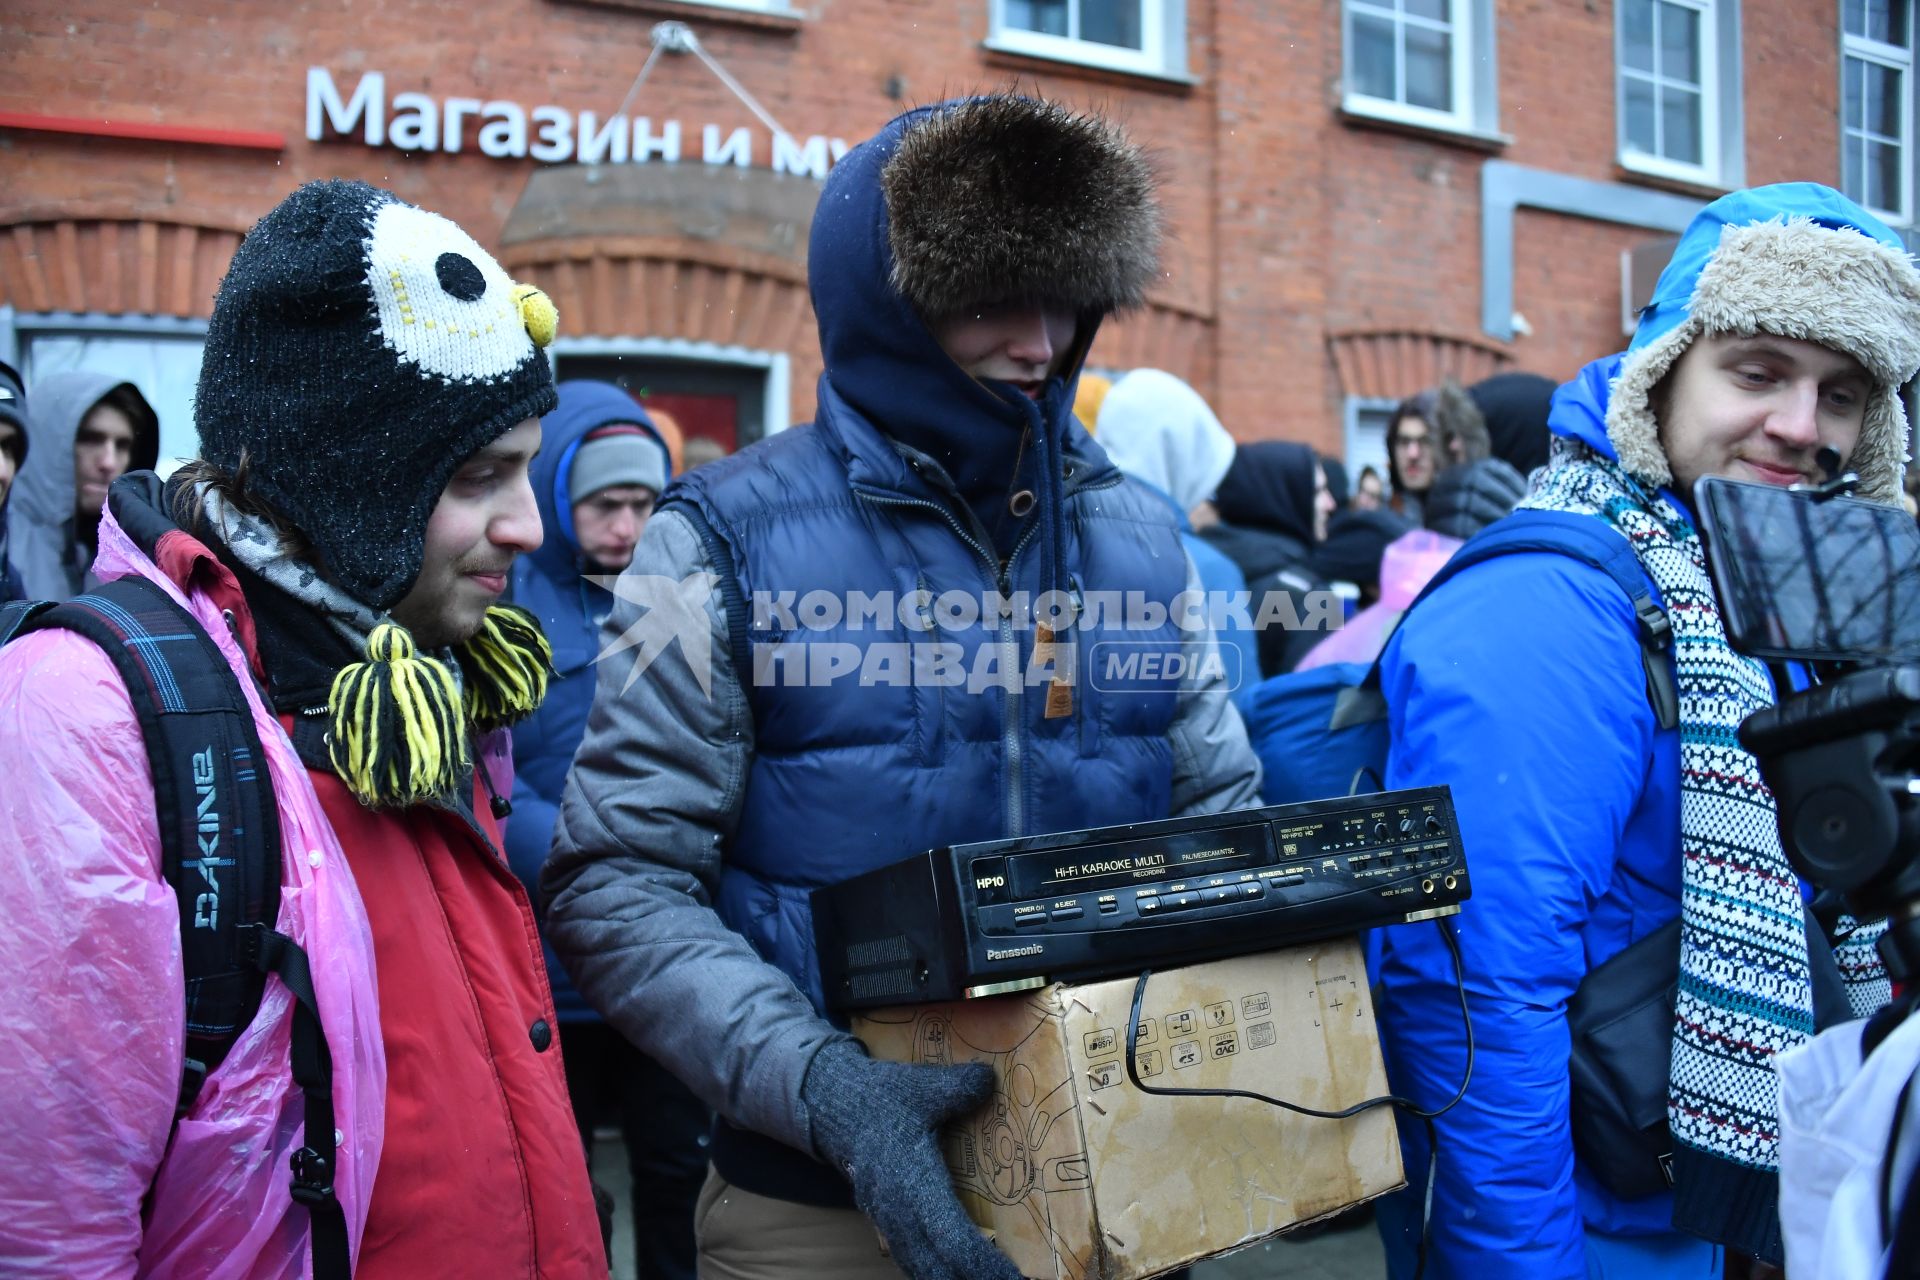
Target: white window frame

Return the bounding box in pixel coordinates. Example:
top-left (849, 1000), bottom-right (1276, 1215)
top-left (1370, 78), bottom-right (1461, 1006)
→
top-left (1842, 0), bottom-right (1916, 226)
top-left (985, 0), bottom-right (1188, 79)
top-left (1342, 0), bottom-right (1480, 134)
top-left (1616, 0), bottom-right (1745, 187)
top-left (1343, 396), bottom-right (1399, 492)
top-left (2, 309), bottom-right (209, 466)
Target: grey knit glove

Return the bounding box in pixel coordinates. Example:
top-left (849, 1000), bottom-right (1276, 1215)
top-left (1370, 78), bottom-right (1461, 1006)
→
top-left (802, 1039), bottom-right (1024, 1280)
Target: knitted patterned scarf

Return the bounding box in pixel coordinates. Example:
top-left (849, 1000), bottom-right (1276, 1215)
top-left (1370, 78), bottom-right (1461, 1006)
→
top-left (1524, 439), bottom-right (1888, 1260)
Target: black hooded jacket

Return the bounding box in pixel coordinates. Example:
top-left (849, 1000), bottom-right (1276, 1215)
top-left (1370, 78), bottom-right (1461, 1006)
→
top-left (1469, 371), bottom-right (1556, 477)
top-left (1199, 441), bottom-right (1329, 676)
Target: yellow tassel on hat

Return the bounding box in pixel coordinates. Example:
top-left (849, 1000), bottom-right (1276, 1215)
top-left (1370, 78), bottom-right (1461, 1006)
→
top-left (328, 623), bottom-right (469, 808)
top-left (512, 283), bottom-right (558, 349)
top-left (458, 604), bottom-right (554, 732)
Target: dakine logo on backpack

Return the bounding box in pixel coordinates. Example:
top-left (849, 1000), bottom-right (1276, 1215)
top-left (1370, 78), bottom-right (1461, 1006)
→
top-left (189, 746), bottom-right (229, 930)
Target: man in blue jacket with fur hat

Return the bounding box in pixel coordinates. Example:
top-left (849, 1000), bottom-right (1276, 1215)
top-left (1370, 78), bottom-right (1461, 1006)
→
top-left (506, 378), bottom-right (707, 1280)
top-left (543, 96), bottom-right (1259, 1280)
top-left (1374, 184), bottom-right (1920, 1279)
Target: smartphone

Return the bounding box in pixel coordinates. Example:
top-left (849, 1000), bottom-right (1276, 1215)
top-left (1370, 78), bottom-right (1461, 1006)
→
top-left (1694, 475), bottom-right (1920, 664)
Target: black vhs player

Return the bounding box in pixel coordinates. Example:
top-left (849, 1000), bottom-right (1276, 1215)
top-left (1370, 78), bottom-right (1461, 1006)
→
top-left (812, 785), bottom-right (1467, 1010)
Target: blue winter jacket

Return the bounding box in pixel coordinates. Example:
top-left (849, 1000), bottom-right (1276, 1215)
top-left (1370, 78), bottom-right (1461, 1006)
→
top-left (506, 381), bottom-right (669, 1022)
top-left (1373, 353), bottom-right (1687, 1278)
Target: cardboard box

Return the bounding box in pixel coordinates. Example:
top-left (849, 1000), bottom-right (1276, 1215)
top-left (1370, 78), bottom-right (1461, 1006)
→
top-left (853, 940), bottom-right (1403, 1280)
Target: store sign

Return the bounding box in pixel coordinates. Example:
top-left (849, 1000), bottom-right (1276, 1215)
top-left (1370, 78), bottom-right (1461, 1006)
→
top-left (306, 68), bottom-right (849, 178)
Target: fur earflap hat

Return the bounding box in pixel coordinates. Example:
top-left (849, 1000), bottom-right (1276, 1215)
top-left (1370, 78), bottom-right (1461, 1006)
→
top-left (1608, 183), bottom-right (1920, 504)
top-left (195, 179), bottom-right (560, 610)
top-left (880, 95), bottom-right (1161, 320)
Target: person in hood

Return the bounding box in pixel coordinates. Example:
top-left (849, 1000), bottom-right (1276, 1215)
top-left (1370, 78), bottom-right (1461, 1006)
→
top-left (1200, 439), bottom-right (1339, 676)
top-left (0, 181), bottom-right (603, 1278)
top-left (1386, 379), bottom-right (1488, 521)
top-left (505, 379), bottom-right (706, 1280)
top-left (1354, 463), bottom-right (1386, 511)
top-left (1095, 367), bottom-right (1263, 709)
top-left (542, 96), bottom-right (1260, 1280)
top-left (11, 371), bottom-right (158, 600)
top-left (1372, 183), bottom-right (1917, 1280)
top-left (1469, 370), bottom-right (1557, 480)
top-left (0, 360), bottom-right (28, 602)
top-left (1321, 455), bottom-right (1352, 510)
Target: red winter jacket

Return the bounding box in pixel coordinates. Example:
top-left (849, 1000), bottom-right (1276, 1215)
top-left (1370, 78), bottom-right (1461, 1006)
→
top-left (202, 495), bottom-right (604, 1278)
top-left (313, 760), bottom-right (605, 1279)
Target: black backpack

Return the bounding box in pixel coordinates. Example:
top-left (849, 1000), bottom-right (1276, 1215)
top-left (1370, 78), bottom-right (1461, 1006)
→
top-left (0, 574), bottom-right (349, 1279)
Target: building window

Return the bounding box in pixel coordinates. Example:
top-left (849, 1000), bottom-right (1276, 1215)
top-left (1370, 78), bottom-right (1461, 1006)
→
top-left (1843, 0), bottom-right (1915, 224)
top-left (1616, 0), bottom-right (1744, 186)
top-left (1342, 0), bottom-right (1497, 137)
top-left (985, 0), bottom-right (1187, 79)
top-left (18, 324), bottom-right (207, 466)
top-left (1344, 397), bottom-right (1398, 490)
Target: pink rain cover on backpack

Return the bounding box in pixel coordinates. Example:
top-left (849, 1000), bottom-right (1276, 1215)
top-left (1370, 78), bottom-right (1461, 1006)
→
top-left (0, 508), bottom-right (385, 1278)
top-left (1297, 529), bottom-right (1463, 671)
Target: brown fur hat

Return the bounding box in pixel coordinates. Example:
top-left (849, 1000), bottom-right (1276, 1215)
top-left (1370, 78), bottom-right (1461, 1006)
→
top-left (881, 96), bottom-right (1161, 321)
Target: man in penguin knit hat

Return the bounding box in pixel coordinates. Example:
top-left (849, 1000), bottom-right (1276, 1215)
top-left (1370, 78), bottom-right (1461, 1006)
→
top-left (1371, 184), bottom-right (1920, 1280)
top-left (0, 180), bottom-right (605, 1278)
top-left (544, 96), bottom-right (1261, 1279)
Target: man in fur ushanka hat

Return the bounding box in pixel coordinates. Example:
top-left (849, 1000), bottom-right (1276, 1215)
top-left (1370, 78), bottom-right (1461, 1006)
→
top-left (545, 98), bottom-right (1261, 1279)
top-left (1371, 184), bottom-right (1920, 1280)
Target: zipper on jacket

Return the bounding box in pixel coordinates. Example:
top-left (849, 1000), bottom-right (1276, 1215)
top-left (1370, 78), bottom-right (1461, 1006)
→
top-left (855, 488), bottom-right (1039, 838)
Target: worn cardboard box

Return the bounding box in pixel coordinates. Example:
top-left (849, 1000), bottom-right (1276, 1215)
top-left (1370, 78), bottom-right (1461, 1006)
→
top-left (853, 940), bottom-right (1403, 1280)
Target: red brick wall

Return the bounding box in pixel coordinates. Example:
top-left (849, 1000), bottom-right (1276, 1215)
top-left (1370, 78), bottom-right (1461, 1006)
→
top-left (0, 0), bottom-right (1853, 453)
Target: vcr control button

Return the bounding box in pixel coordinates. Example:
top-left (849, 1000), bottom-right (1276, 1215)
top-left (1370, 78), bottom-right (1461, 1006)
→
top-left (1137, 897), bottom-right (1161, 916)
top-left (1050, 904), bottom-right (1084, 921)
top-left (1164, 891), bottom-right (1201, 911)
top-left (1269, 874), bottom-right (1306, 887)
top-left (1015, 912), bottom-right (1046, 927)
top-left (1200, 887), bottom-right (1235, 905)
top-left (1239, 882), bottom-right (1263, 899)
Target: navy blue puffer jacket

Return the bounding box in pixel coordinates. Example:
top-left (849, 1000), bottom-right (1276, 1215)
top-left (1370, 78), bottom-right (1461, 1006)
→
top-left (662, 104), bottom-right (1193, 1011)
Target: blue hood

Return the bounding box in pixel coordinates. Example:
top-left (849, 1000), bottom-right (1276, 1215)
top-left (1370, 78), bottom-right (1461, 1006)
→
top-left (807, 102), bottom-right (1097, 505)
top-left (1547, 353), bottom-right (1624, 460)
top-left (1551, 184), bottom-right (1914, 476)
top-left (527, 380), bottom-right (670, 575)
top-left (1633, 183), bottom-right (1909, 357)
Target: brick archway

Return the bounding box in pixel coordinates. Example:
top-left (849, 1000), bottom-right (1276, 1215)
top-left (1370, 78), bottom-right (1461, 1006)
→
top-left (0, 216), bottom-right (245, 318)
top-left (1325, 329), bottom-right (1513, 401)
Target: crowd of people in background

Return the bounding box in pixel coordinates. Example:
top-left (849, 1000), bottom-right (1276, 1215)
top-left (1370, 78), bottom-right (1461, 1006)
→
top-left (4, 91), bottom-right (1919, 1280)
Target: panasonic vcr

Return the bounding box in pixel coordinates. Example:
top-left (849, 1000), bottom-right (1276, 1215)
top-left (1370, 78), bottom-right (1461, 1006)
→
top-left (812, 785), bottom-right (1467, 1011)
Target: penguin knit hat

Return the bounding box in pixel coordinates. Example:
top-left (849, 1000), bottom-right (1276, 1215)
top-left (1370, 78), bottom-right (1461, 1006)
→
top-left (195, 179), bottom-right (560, 610)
